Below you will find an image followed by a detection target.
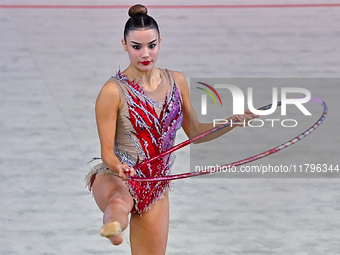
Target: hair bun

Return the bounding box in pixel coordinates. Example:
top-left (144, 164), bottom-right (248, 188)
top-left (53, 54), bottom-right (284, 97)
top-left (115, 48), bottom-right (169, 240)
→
top-left (128, 4), bottom-right (148, 17)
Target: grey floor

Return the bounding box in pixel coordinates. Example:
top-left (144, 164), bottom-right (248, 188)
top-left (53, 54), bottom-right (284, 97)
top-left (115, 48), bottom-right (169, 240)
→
top-left (1, 1), bottom-right (340, 254)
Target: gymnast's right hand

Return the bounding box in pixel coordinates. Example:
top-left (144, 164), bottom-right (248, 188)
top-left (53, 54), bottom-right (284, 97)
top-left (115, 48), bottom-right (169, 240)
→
top-left (116, 163), bottom-right (135, 180)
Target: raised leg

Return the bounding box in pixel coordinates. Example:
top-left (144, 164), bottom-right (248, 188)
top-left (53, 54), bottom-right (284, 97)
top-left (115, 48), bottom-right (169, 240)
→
top-left (92, 173), bottom-right (134, 245)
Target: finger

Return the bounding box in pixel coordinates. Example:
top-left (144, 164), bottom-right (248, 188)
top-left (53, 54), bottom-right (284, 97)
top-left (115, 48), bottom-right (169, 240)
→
top-left (247, 112), bottom-right (260, 118)
top-left (233, 116), bottom-right (251, 127)
top-left (243, 113), bottom-right (254, 120)
top-left (129, 168), bottom-right (135, 176)
top-left (244, 108), bottom-right (252, 114)
top-left (235, 115), bottom-right (245, 122)
top-left (117, 167), bottom-right (128, 180)
top-left (244, 109), bottom-right (260, 118)
top-left (121, 164), bottom-right (131, 173)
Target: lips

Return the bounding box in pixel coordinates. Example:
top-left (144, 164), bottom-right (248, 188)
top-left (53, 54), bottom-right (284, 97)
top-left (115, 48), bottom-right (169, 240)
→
top-left (141, 61), bottom-right (151, 65)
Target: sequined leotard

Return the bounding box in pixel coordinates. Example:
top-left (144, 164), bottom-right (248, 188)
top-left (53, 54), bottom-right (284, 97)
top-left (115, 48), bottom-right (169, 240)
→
top-left (86, 68), bottom-right (183, 214)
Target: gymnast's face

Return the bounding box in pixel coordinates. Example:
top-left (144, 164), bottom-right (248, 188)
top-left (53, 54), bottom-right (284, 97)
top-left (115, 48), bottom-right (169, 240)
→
top-left (122, 29), bottom-right (161, 71)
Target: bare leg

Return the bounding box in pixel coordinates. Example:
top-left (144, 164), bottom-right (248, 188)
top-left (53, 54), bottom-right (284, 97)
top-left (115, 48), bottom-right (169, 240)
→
top-left (130, 193), bottom-right (169, 255)
top-left (92, 173), bottom-right (134, 245)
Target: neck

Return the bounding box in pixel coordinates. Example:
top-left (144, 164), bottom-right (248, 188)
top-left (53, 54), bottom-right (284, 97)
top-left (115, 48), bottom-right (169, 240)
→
top-left (123, 65), bottom-right (161, 90)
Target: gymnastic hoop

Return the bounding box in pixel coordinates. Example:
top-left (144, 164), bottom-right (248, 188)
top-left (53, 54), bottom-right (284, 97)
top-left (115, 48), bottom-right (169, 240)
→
top-left (127, 97), bottom-right (328, 181)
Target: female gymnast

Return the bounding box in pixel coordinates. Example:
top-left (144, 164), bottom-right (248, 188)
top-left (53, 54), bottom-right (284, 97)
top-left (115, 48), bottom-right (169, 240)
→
top-left (85, 4), bottom-right (258, 255)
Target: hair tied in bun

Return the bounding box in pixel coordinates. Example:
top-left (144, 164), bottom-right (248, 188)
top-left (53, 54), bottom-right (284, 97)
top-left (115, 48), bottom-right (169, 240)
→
top-left (124, 4), bottom-right (159, 41)
top-left (128, 4), bottom-right (148, 17)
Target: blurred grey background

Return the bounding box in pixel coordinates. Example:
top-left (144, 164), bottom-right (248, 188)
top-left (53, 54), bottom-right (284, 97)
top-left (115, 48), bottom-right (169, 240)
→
top-left (1, 1), bottom-right (340, 254)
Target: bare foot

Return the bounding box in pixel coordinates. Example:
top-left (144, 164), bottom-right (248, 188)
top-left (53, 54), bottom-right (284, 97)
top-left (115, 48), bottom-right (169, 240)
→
top-left (108, 232), bottom-right (123, 245)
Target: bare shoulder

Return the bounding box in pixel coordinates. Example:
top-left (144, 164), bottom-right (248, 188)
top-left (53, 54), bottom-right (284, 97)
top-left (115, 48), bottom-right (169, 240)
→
top-left (99, 79), bottom-right (120, 97)
top-left (172, 70), bottom-right (189, 94)
top-left (173, 71), bottom-right (187, 85)
top-left (96, 79), bottom-right (121, 110)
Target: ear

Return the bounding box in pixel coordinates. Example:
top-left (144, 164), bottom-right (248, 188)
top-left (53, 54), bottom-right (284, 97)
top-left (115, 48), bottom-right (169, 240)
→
top-left (122, 39), bottom-right (128, 52)
top-left (159, 37), bottom-right (162, 48)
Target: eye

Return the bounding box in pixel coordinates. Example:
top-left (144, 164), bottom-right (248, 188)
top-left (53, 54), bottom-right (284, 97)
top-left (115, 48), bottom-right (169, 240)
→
top-left (149, 44), bottom-right (157, 49)
top-left (132, 45), bottom-right (141, 50)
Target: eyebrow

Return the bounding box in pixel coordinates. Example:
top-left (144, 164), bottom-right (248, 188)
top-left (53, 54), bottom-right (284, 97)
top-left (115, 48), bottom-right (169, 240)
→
top-left (130, 39), bottom-right (157, 45)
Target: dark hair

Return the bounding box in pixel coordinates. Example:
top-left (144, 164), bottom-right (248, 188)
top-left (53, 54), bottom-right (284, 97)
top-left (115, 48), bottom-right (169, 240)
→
top-left (123, 4), bottom-right (160, 41)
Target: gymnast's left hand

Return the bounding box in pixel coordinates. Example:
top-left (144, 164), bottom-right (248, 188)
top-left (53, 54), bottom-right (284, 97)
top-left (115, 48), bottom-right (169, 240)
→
top-left (233, 109), bottom-right (260, 127)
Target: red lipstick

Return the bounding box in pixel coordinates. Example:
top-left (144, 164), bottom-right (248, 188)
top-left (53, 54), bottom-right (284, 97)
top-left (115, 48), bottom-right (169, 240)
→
top-left (141, 61), bottom-right (151, 65)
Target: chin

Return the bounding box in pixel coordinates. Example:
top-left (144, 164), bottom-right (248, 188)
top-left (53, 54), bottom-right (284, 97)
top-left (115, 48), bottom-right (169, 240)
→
top-left (139, 64), bottom-right (154, 71)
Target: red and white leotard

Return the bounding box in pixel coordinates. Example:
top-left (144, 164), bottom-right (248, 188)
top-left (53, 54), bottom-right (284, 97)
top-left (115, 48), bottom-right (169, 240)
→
top-left (86, 68), bottom-right (183, 214)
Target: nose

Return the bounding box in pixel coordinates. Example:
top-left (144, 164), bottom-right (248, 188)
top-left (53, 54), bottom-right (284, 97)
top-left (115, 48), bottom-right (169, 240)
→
top-left (141, 46), bottom-right (150, 58)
